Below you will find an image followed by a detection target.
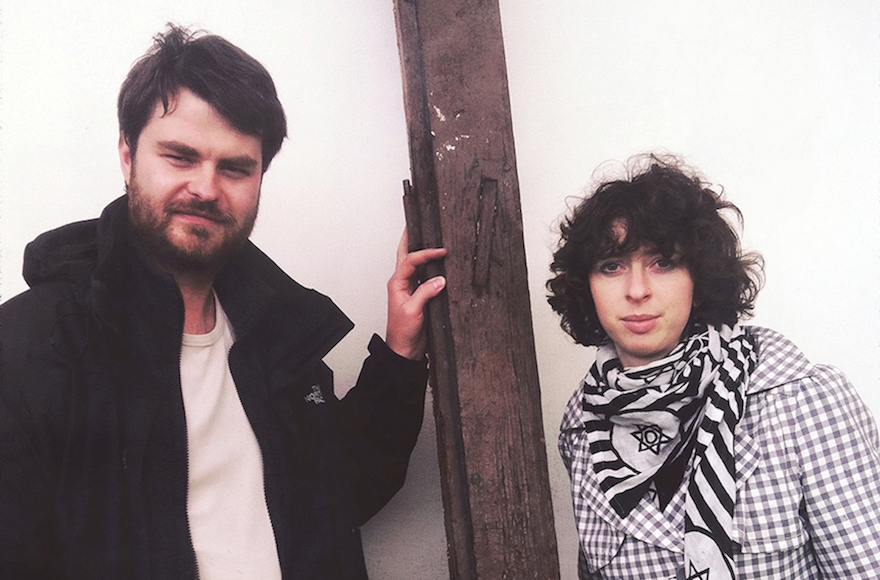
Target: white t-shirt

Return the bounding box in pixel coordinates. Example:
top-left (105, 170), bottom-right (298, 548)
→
top-left (179, 298), bottom-right (283, 580)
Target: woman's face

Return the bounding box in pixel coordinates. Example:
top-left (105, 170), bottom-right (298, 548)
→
top-left (589, 240), bottom-right (694, 368)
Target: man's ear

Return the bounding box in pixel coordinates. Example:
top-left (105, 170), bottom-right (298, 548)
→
top-left (118, 133), bottom-right (133, 185)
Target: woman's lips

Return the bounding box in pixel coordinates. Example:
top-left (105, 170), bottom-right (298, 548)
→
top-left (621, 314), bottom-right (658, 333)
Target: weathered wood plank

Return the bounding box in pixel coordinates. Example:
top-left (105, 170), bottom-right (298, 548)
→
top-left (393, 1), bottom-right (560, 578)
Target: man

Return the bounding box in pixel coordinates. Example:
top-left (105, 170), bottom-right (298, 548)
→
top-left (0, 25), bottom-right (446, 579)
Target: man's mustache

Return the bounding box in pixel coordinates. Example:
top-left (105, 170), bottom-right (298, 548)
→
top-left (166, 200), bottom-right (233, 224)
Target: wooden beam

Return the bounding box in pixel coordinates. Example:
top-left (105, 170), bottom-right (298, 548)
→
top-left (393, 1), bottom-right (561, 578)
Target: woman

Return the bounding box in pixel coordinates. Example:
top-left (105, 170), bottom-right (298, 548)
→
top-left (548, 156), bottom-right (880, 579)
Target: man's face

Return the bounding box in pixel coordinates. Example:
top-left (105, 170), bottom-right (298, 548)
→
top-left (119, 88), bottom-right (263, 276)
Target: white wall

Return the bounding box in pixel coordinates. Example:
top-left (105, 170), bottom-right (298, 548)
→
top-left (502, 3), bottom-right (880, 578)
top-left (1, 2), bottom-right (877, 579)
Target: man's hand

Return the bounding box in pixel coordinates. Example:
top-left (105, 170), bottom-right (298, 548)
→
top-left (386, 232), bottom-right (447, 360)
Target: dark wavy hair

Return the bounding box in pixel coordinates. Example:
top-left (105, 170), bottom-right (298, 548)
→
top-left (547, 155), bottom-right (764, 347)
top-left (118, 24), bottom-right (287, 172)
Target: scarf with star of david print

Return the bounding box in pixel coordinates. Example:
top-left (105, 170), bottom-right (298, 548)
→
top-left (580, 324), bottom-right (756, 580)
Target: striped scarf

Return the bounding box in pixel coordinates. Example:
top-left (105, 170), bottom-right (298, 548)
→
top-left (581, 324), bottom-right (756, 580)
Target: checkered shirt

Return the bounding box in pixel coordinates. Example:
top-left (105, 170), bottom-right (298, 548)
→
top-left (559, 326), bottom-right (880, 579)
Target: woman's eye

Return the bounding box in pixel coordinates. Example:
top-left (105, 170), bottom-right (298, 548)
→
top-left (598, 261), bottom-right (621, 274)
top-left (654, 257), bottom-right (677, 270)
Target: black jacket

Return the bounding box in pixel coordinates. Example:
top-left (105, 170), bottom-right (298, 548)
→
top-left (0, 196), bottom-right (429, 579)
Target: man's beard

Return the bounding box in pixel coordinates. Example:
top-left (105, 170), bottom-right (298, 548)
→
top-left (127, 178), bottom-right (258, 277)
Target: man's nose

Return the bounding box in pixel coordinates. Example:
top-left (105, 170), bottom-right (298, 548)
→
top-left (187, 165), bottom-right (221, 201)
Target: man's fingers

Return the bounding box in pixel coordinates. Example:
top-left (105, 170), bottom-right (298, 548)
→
top-left (384, 235), bottom-right (446, 359)
top-left (408, 276), bottom-right (446, 309)
top-left (408, 247), bottom-right (447, 266)
top-left (397, 247), bottom-right (447, 274)
top-left (390, 247), bottom-right (447, 290)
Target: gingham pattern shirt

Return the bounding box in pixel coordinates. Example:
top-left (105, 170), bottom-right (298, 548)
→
top-left (560, 327), bottom-right (880, 579)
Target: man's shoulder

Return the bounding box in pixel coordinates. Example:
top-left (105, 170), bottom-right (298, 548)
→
top-left (1, 276), bottom-right (78, 321)
top-left (218, 242), bottom-right (354, 362)
top-left (1, 214), bottom-right (101, 366)
top-left (0, 280), bottom-right (87, 429)
top-left (0, 278), bottom-right (88, 359)
top-left (221, 242), bottom-right (348, 319)
top-left (22, 218), bottom-right (101, 289)
top-left (4, 212), bottom-right (95, 303)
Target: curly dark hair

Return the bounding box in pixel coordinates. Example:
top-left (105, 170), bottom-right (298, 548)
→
top-left (118, 24), bottom-right (287, 172)
top-left (547, 155), bottom-right (764, 346)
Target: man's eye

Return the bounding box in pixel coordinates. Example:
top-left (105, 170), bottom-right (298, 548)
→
top-left (221, 166), bottom-right (252, 178)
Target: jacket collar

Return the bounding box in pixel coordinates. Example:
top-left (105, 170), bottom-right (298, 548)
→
top-left (27, 195), bottom-right (353, 369)
top-left (744, 326), bottom-right (814, 395)
top-left (214, 241), bottom-right (354, 378)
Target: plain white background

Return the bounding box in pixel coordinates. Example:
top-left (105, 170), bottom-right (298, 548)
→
top-left (1, 2), bottom-right (877, 578)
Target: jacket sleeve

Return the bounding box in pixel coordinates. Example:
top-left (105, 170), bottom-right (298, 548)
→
top-left (0, 296), bottom-right (66, 579)
top-left (335, 334), bottom-right (429, 525)
top-left (796, 365), bottom-right (880, 578)
top-left (0, 396), bottom-right (63, 579)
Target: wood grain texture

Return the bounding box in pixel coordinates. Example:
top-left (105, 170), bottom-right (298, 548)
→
top-left (394, 1), bottom-right (561, 578)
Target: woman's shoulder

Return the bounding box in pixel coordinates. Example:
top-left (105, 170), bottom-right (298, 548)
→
top-left (743, 325), bottom-right (816, 394)
top-left (743, 325), bottom-right (877, 442)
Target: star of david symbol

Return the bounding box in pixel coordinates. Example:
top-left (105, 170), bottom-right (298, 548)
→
top-left (631, 424), bottom-right (672, 454)
top-left (686, 563), bottom-right (711, 580)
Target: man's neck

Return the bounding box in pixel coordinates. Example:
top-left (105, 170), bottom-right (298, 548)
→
top-left (176, 274), bottom-right (217, 335)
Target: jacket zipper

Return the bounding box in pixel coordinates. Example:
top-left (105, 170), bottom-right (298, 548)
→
top-left (262, 451), bottom-right (282, 577)
top-left (180, 337), bottom-right (200, 580)
top-left (185, 432), bottom-right (200, 580)
top-left (232, 341), bottom-right (284, 578)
